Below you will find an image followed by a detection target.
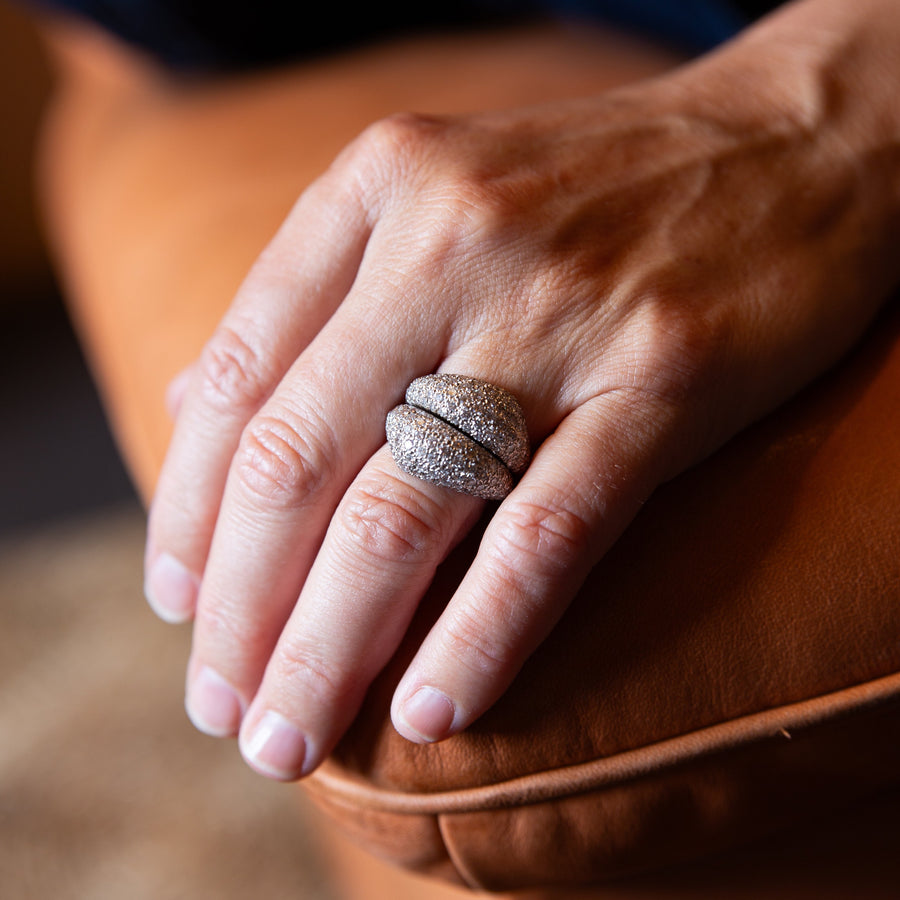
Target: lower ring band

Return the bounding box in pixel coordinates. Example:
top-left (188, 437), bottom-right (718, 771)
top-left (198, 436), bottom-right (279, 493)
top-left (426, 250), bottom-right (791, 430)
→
top-left (385, 374), bottom-right (530, 500)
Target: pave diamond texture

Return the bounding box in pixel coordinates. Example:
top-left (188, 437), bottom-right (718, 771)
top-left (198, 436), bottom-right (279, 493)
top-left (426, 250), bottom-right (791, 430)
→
top-left (386, 374), bottom-right (530, 500)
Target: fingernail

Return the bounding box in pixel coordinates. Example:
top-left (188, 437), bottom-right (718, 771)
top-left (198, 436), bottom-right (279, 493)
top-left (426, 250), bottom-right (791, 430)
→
top-left (185, 666), bottom-right (244, 737)
top-left (241, 710), bottom-right (307, 780)
top-left (144, 552), bottom-right (199, 623)
top-left (397, 687), bottom-right (456, 743)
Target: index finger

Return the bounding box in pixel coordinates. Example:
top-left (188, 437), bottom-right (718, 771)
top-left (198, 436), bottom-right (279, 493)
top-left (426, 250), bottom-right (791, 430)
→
top-left (144, 171), bottom-right (372, 623)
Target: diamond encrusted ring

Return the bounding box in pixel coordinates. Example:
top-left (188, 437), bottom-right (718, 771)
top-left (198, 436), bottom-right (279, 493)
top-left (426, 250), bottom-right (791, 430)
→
top-left (385, 374), bottom-right (530, 500)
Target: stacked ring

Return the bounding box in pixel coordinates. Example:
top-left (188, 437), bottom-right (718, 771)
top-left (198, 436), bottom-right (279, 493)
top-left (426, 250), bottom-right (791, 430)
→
top-left (386, 374), bottom-right (530, 500)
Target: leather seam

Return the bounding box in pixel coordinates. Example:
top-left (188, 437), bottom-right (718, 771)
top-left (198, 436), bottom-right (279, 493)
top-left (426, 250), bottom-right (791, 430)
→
top-left (437, 812), bottom-right (485, 892)
top-left (308, 668), bottom-right (900, 815)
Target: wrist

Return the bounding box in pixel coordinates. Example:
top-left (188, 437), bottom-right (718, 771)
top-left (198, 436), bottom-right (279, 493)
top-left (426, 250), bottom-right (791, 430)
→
top-left (680, 0), bottom-right (900, 135)
top-left (672, 0), bottom-right (900, 286)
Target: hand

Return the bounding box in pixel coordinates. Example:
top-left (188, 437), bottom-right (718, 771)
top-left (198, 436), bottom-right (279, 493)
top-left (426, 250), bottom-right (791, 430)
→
top-left (144, 13), bottom-right (899, 780)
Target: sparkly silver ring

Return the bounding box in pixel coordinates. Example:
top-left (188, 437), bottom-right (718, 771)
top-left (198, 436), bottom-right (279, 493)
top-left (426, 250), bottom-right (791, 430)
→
top-left (385, 374), bottom-right (530, 500)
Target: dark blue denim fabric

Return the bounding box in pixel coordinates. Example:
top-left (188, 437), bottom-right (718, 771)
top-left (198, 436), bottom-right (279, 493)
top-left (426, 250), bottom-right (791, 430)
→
top-left (24, 0), bottom-right (772, 73)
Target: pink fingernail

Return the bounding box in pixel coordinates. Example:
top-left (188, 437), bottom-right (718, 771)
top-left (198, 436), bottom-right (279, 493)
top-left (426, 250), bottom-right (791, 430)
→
top-left (144, 552), bottom-right (198, 623)
top-left (397, 687), bottom-right (456, 743)
top-left (241, 710), bottom-right (307, 780)
top-left (186, 666), bottom-right (244, 737)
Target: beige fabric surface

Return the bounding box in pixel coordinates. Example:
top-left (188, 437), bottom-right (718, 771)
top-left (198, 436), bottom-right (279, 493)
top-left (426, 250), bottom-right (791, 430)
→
top-left (0, 502), bottom-right (335, 900)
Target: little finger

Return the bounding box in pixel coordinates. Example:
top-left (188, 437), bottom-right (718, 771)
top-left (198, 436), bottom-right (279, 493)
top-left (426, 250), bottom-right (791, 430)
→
top-left (391, 393), bottom-right (681, 743)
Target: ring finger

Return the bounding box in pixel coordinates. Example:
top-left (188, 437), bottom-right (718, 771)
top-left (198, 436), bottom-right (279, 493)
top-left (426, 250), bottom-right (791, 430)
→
top-left (237, 446), bottom-right (483, 779)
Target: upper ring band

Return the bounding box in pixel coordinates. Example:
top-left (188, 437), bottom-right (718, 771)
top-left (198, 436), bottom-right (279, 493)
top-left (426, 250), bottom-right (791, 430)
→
top-left (385, 374), bottom-right (530, 500)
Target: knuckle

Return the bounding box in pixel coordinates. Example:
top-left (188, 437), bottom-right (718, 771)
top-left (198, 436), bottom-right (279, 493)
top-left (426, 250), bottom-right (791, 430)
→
top-left (336, 112), bottom-right (444, 199)
top-left (196, 600), bottom-right (262, 668)
top-left (493, 499), bottom-right (593, 575)
top-left (339, 475), bottom-right (447, 564)
top-left (277, 641), bottom-right (353, 708)
top-left (626, 293), bottom-right (729, 408)
top-left (198, 325), bottom-right (273, 414)
top-left (339, 113), bottom-right (532, 270)
top-left (442, 607), bottom-right (511, 680)
top-left (196, 599), bottom-right (240, 646)
top-left (443, 177), bottom-right (524, 242)
top-left (235, 411), bottom-right (335, 509)
top-left (415, 181), bottom-right (504, 262)
top-left (357, 112), bottom-right (442, 168)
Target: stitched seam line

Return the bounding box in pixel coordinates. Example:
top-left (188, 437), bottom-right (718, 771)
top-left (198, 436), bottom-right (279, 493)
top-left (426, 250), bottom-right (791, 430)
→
top-left (307, 668), bottom-right (900, 815)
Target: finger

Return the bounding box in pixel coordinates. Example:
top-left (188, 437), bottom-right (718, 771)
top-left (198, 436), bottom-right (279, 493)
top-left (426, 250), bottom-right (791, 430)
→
top-left (144, 172), bottom-right (371, 624)
top-left (390, 392), bottom-right (680, 743)
top-left (182, 267), bottom-right (455, 739)
top-left (164, 363), bottom-right (194, 421)
top-left (234, 447), bottom-right (482, 780)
